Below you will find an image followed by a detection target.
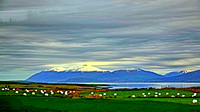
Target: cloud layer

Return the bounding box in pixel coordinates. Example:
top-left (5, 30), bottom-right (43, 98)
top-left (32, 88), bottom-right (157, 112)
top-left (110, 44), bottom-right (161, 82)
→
top-left (0, 0), bottom-right (200, 80)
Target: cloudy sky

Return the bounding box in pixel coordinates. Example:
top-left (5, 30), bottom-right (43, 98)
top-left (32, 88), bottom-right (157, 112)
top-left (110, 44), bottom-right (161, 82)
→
top-left (0, 0), bottom-right (200, 80)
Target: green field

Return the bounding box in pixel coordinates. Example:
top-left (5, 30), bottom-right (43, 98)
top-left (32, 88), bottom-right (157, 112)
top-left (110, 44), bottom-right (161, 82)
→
top-left (0, 96), bottom-right (200, 112)
top-left (0, 82), bottom-right (200, 112)
top-left (0, 89), bottom-right (76, 98)
top-left (80, 89), bottom-right (200, 98)
top-left (0, 82), bottom-right (99, 90)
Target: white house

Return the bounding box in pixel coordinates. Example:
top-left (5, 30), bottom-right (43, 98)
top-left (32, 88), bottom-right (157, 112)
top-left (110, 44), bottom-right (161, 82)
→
top-left (132, 95), bottom-right (136, 98)
top-left (32, 92), bottom-right (35, 95)
top-left (103, 93), bottom-right (106, 96)
top-left (15, 91), bottom-right (19, 94)
top-left (114, 93), bottom-right (117, 96)
top-left (182, 95), bottom-right (185, 97)
top-left (177, 93), bottom-right (180, 95)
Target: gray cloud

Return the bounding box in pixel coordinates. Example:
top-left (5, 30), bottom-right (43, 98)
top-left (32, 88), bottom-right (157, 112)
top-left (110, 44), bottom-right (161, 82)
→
top-left (0, 0), bottom-right (200, 80)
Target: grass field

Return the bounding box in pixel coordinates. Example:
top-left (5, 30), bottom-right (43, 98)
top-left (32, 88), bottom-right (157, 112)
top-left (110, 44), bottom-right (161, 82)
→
top-left (0, 82), bottom-right (200, 112)
top-left (0, 82), bottom-right (99, 90)
top-left (0, 96), bottom-right (200, 112)
top-left (80, 89), bottom-right (200, 98)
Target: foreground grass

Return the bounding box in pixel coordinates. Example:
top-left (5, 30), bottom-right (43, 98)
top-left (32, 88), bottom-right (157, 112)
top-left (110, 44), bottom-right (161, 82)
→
top-left (0, 96), bottom-right (200, 112)
top-left (1, 82), bottom-right (200, 112)
top-left (114, 98), bottom-right (200, 105)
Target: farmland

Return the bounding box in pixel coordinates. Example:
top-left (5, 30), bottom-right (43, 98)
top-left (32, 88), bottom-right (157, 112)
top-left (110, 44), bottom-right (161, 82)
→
top-left (0, 82), bottom-right (200, 112)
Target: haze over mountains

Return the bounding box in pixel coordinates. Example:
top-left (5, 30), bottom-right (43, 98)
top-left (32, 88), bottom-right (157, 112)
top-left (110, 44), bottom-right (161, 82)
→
top-left (26, 65), bottom-right (200, 83)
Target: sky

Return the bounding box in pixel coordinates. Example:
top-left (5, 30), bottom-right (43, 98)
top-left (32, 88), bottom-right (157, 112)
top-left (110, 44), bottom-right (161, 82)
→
top-left (0, 0), bottom-right (200, 80)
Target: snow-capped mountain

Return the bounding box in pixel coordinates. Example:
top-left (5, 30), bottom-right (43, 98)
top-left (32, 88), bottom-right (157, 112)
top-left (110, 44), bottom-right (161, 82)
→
top-left (26, 65), bottom-right (163, 83)
top-left (26, 65), bottom-right (200, 83)
top-left (163, 70), bottom-right (200, 82)
top-left (164, 70), bottom-right (191, 77)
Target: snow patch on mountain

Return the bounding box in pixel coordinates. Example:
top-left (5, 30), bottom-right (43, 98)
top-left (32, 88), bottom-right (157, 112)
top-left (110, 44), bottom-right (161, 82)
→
top-left (48, 65), bottom-right (107, 72)
top-left (49, 67), bottom-right (67, 72)
top-left (179, 70), bottom-right (191, 74)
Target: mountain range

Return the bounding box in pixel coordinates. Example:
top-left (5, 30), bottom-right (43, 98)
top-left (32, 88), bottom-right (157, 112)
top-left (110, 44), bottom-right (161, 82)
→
top-left (26, 65), bottom-right (200, 83)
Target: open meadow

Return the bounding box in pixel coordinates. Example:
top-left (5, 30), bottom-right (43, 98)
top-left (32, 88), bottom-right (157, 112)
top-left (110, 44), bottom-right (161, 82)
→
top-left (0, 82), bottom-right (200, 112)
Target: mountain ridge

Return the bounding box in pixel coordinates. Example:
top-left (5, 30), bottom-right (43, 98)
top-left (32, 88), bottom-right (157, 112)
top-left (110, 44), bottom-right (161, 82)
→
top-left (164, 70), bottom-right (191, 77)
top-left (26, 65), bottom-right (200, 83)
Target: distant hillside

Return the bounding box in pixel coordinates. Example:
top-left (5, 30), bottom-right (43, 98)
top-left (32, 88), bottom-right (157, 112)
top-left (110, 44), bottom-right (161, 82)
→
top-left (26, 65), bottom-right (200, 83)
top-left (162, 70), bottom-right (200, 82)
top-left (164, 70), bottom-right (191, 77)
top-left (26, 65), bottom-right (163, 83)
